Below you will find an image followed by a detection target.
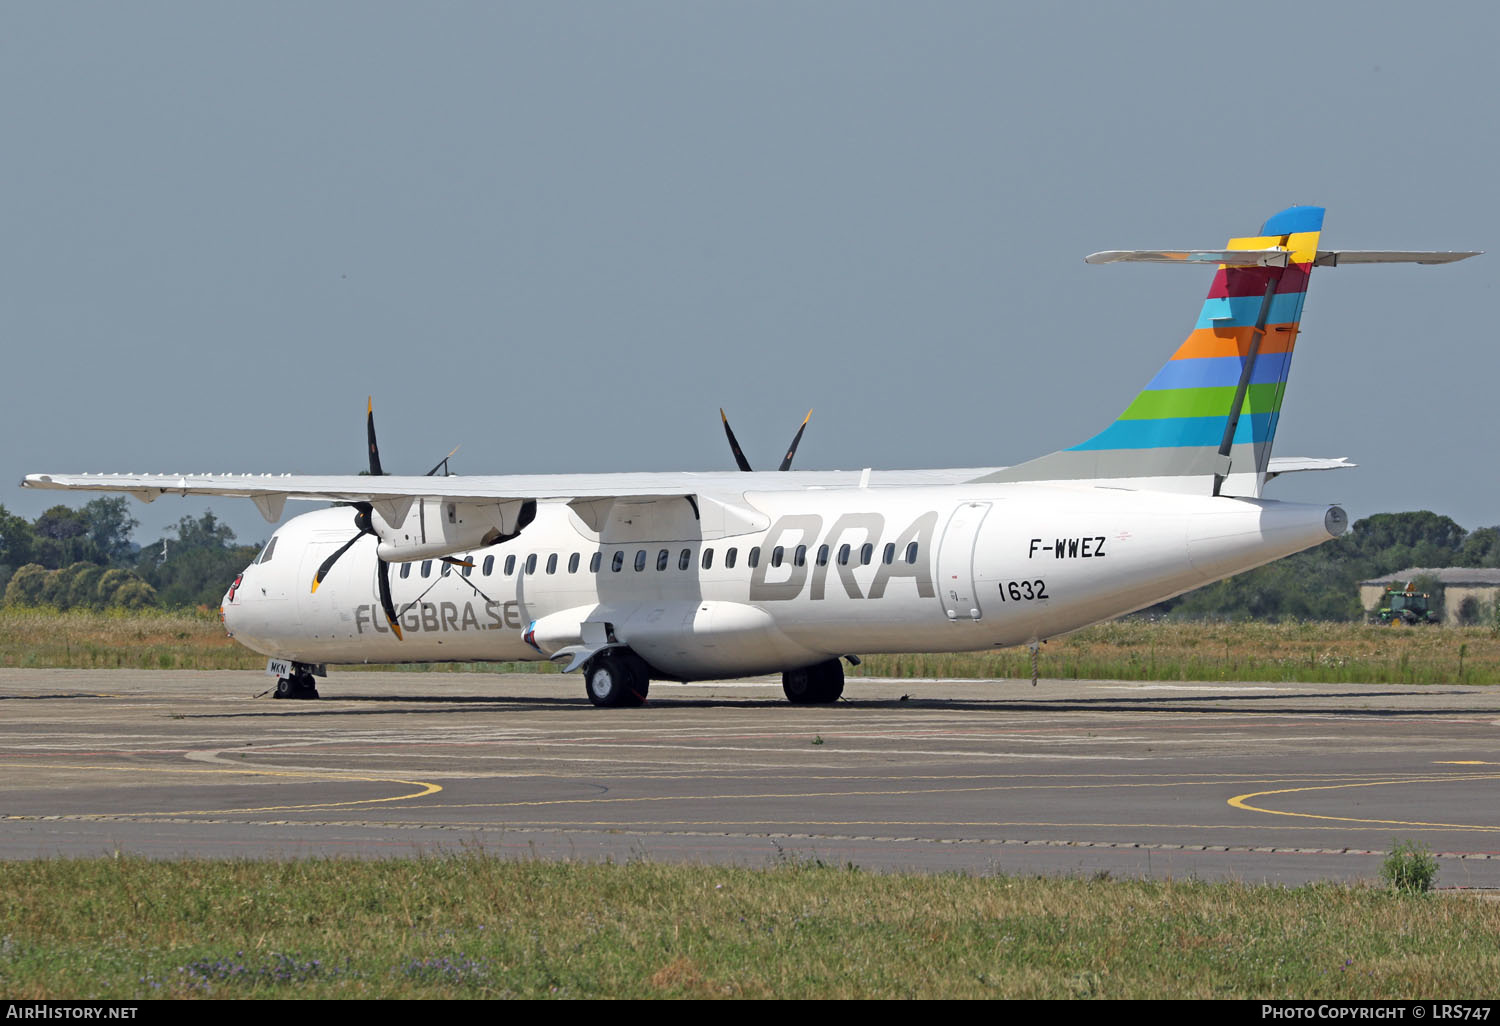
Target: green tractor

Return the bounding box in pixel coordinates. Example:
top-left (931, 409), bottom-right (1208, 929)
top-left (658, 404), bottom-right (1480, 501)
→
top-left (1375, 584), bottom-right (1441, 625)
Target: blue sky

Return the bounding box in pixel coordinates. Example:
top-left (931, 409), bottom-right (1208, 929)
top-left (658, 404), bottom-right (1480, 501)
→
top-left (5, 2), bottom-right (1493, 548)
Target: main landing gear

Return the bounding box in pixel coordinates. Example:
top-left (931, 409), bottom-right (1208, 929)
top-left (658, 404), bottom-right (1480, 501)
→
top-left (577, 651), bottom-right (846, 707)
top-left (781, 658), bottom-right (844, 704)
top-left (273, 667), bottom-right (320, 700)
top-left (582, 649), bottom-right (651, 708)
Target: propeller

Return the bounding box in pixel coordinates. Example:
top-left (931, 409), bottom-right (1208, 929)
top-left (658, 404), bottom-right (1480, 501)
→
top-left (309, 398), bottom-right (403, 640)
top-left (778, 410), bottom-right (812, 472)
top-left (719, 408), bottom-right (812, 472)
top-left (365, 397), bottom-right (383, 476)
top-left (425, 444), bottom-right (462, 477)
top-left (719, 409), bottom-right (752, 472)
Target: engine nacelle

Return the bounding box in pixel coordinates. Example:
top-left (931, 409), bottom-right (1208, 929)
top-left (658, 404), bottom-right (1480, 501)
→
top-left (374, 498), bottom-right (536, 561)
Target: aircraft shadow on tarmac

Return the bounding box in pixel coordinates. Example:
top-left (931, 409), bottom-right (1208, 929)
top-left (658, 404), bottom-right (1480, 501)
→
top-left (164, 686), bottom-right (1500, 720)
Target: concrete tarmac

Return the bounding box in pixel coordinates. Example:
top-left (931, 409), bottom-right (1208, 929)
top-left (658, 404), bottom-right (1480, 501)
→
top-left (2, 668), bottom-right (1498, 886)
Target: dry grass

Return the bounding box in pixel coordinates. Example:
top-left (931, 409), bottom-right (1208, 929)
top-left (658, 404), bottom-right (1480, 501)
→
top-left (855, 620), bottom-right (1500, 685)
top-left (2, 608), bottom-right (1496, 684)
top-left (0, 607), bottom-right (256, 670)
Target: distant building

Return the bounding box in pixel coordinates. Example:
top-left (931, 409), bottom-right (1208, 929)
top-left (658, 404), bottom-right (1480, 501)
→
top-left (1359, 568), bottom-right (1500, 626)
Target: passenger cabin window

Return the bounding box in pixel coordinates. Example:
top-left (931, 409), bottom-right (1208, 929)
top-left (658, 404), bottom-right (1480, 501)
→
top-left (701, 548), bottom-right (714, 570)
top-left (462, 556), bottom-right (474, 577)
top-left (656, 549), bottom-right (669, 572)
top-left (634, 550), bottom-right (647, 572)
top-left (883, 543), bottom-right (896, 565)
top-left (794, 545), bottom-right (807, 567)
top-left (504, 555), bottom-right (516, 576)
top-left (546, 553), bottom-right (558, 574)
top-left (590, 552), bottom-right (602, 573)
top-left (525, 554), bottom-right (538, 575)
top-left (611, 551), bottom-right (624, 572)
top-left (771, 546), bottom-right (784, 568)
top-left (816, 545), bottom-right (829, 567)
top-left (860, 543), bottom-right (874, 566)
top-left (441, 560), bottom-right (452, 577)
top-left (838, 544), bottom-right (851, 566)
top-left (678, 548), bottom-right (691, 571)
top-left (906, 542), bottom-right (919, 565)
top-left (400, 562), bottom-right (412, 579)
top-left (482, 555), bottom-right (494, 576)
top-left (748, 547), bottom-right (760, 568)
top-left (568, 553), bottom-right (580, 574)
top-left (724, 547), bottom-right (737, 569)
top-left (258, 537), bottom-right (278, 564)
top-left (421, 560), bottom-right (433, 578)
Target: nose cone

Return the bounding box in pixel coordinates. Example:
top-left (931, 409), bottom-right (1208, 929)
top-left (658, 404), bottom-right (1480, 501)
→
top-left (220, 573), bottom-right (245, 636)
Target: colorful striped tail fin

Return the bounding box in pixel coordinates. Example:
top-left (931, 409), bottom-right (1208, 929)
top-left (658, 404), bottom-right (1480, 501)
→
top-left (982, 205), bottom-right (1325, 497)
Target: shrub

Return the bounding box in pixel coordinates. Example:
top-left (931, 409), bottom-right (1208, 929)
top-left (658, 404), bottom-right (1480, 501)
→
top-left (1381, 838), bottom-right (1438, 894)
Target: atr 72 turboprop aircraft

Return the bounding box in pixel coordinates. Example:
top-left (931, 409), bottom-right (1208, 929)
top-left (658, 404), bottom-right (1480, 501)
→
top-left (23, 207), bottom-right (1479, 706)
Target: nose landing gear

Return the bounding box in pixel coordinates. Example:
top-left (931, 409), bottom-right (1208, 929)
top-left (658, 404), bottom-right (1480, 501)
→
top-left (273, 668), bottom-right (321, 700)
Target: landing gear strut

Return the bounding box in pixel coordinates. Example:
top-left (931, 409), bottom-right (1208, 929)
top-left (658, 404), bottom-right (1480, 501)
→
top-left (782, 658), bottom-right (844, 704)
top-left (273, 669), bottom-right (320, 700)
top-left (583, 650), bottom-right (650, 708)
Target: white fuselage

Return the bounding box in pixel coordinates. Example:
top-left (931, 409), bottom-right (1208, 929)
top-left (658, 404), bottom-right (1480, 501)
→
top-left (221, 480), bottom-right (1343, 681)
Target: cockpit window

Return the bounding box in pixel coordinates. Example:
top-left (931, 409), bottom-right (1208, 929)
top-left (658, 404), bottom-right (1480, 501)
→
top-left (258, 536), bottom-right (278, 564)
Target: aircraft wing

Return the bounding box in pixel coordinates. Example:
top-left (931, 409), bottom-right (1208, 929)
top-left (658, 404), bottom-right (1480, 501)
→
top-left (21, 467), bottom-right (993, 522)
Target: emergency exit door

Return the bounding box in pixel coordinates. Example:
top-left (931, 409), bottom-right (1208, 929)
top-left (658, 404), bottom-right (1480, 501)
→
top-left (935, 502), bottom-right (991, 620)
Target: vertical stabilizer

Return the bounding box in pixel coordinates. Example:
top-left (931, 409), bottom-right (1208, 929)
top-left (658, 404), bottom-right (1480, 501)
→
top-left (981, 206), bottom-right (1324, 496)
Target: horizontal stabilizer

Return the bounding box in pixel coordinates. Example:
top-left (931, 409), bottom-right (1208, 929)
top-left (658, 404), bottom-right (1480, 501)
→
top-left (1265, 456), bottom-right (1356, 482)
top-left (1089, 250), bottom-right (1480, 268)
top-left (1085, 249), bottom-right (1290, 267)
top-left (1312, 250), bottom-right (1481, 266)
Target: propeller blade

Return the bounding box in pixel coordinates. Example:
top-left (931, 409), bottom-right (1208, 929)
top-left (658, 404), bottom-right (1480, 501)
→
top-left (425, 444), bottom-right (462, 477)
top-left (720, 408), bottom-right (753, 472)
top-left (376, 559), bottom-right (403, 640)
top-left (366, 397), bottom-right (384, 477)
top-left (439, 556), bottom-right (475, 568)
top-left (310, 533), bottom-right (362, 593)
top-left (778, 409), bottom-right (813, 471)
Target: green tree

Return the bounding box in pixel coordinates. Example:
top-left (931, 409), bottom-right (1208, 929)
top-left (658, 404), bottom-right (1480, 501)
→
top-left (1334, 511), bottom-right (1468, 573)
top-left (66, 564), bottom-right (106, 610)
top-left (40, 562), bottom-right (95, 609)
top-left (136, 511), bottom-right (260, 609)
top-left (82, 497), bottom-right (140, 566)
top-left (94, 568), bottom-right (136, 606)
top-left (172, 511), bottom-right (236, 551)
top-left (32, 506), bottom-right (97, 569)
top-left (109, 579), bottom-right (157, 610)
top-left (1458, 526), bottom-right (1500, 568)
top-left (4, 564), bottom-right (50, 607)
top-left (0, 505), bottom-right (37, 568)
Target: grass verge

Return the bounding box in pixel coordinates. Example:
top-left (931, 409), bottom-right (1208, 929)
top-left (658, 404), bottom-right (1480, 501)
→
top-left (854, 619), bottom-right (1500, 685)
top-left (3, 608), bottom-right (1497, 684)
top-left (0, 855), bottom-right (1494, 999)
